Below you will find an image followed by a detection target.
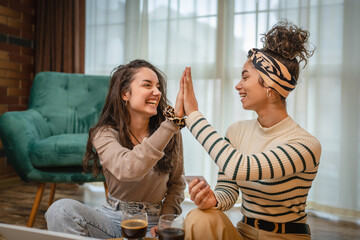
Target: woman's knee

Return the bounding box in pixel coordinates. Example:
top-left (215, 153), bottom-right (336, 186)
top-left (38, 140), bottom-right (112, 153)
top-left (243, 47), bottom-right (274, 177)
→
top-left (45, 198), bottom-right (81, 222)
top-left (185, 208), bottom-right (225, 230)
top-left (184, 208), bottom-right (242, 240)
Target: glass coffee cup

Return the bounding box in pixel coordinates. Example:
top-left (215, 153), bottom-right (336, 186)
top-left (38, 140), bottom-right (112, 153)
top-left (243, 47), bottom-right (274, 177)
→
top-left (121, 207), bottom-right (148, 240)
top-left (158, 214), bottom-right (185, 240)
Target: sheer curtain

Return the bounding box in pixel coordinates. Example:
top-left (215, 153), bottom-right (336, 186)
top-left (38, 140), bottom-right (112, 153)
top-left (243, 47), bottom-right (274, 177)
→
top-left (85, 0), bottom-right (360, 221)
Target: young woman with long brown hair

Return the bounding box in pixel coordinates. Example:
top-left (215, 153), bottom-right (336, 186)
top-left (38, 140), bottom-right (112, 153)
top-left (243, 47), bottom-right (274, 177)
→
top-left (45, 59), bottom-right (185, 239)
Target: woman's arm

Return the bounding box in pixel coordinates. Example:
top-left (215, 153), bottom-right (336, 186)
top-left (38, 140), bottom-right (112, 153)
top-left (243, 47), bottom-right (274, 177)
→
top-left (213, 171), bottom-right (240, 211)
top-left (185, 111), bottom-right (321, 181)
top-left (93, 120), bottom-right (180, 182)
top-left (187, 129), bottom-right (240, 211)
top-left (161, 132), bottom-right (186, 215)
top-left (177, 67), bottom-right (321, 181)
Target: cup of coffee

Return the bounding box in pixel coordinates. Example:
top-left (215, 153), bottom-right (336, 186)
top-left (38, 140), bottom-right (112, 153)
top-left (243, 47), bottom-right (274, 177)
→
top-left (121, 207), bottom-right (148, 240)
top-left (158, 214), bottom-right (185, 240)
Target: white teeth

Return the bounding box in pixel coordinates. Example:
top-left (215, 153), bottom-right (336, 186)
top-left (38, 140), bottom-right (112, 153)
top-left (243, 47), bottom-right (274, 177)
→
top-left (146, 100), bottom-right (157, 105)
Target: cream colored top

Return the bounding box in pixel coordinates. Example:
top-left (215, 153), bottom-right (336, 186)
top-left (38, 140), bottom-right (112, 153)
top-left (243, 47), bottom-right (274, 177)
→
top-left (186, 111), bottom-right (321, 223)
top-left (93, 120), bottom-right (185, 214)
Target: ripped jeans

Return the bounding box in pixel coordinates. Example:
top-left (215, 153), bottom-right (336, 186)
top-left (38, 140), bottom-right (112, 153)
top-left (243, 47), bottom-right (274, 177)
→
top-left (45, 194), bottom-right (162, 239)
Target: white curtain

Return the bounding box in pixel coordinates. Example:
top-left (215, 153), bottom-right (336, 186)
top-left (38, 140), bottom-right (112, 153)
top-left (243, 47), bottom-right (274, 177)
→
top-left (85, 0), bottom-right (360, 221)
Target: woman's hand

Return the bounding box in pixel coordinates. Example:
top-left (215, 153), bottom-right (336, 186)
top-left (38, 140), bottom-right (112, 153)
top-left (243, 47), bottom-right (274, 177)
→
top-left (183, 67), bottom-right (198, 116)
top-left (150, 225), bottom-right (158, 237)
top-left (174, 69), bottom-right (185, 117)
top-left (188, 178), bottom-right (217, 209)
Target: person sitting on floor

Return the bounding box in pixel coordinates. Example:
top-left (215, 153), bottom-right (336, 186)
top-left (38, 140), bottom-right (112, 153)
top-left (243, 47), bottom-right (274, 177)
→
top-left (177, 20), bottom-right (321, 240)
top-left (45, 59), bottom-right (186, 239)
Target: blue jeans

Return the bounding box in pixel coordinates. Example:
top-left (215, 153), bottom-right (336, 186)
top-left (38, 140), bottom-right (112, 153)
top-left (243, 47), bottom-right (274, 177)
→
top-left (45, 196), bottom-right (162, 239)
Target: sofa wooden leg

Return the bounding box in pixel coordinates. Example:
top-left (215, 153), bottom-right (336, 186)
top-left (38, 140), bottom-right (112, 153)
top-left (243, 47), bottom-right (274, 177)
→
top-left (48, 183), bottom-right (56, 207)
top-left (27, 183), bottom-right (46, 227)
top-left (103, 181), bottom-right (108, 199)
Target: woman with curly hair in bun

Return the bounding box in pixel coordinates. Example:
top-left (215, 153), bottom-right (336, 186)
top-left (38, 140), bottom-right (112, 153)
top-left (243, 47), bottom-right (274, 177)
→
top-left (177, 20), bottom-right (321, 239)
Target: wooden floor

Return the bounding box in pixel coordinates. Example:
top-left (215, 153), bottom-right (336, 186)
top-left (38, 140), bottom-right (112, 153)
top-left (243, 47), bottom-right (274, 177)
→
top-left (0, 177), bottom-right (360, 240)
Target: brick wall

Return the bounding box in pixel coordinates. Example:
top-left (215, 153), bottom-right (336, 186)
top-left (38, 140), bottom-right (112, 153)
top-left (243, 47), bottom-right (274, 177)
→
top-left (0, 0), bottom-right (36, 179)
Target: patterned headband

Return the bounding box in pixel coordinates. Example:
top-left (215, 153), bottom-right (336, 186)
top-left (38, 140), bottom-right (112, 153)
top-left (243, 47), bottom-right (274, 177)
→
top-left (248, 48), bottom-right (297, 98)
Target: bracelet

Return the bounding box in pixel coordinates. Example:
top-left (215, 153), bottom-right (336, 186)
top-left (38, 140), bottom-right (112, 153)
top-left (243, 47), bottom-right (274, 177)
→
top-left (163, 106), bottom-right (186, 129)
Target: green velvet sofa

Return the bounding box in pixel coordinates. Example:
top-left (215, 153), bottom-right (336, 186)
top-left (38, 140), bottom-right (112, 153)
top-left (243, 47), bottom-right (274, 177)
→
top-left (0, 71), bottom-right (110, 227)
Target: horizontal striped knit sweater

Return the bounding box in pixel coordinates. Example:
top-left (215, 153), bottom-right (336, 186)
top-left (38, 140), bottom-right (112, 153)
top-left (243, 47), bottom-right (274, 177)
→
top-left (185, 111), bottom-right (321, 223)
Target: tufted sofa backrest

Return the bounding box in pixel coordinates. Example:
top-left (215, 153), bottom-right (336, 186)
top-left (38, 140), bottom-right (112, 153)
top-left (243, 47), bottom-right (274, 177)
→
top-left (28, 72), bottom-right (110, 135)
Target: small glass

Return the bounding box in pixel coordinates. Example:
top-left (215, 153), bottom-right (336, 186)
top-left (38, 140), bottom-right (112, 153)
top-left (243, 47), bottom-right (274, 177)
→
top-left (158, 214), bottom-right (185, 240)
top-left (121, 207), bottom-right (148, 240)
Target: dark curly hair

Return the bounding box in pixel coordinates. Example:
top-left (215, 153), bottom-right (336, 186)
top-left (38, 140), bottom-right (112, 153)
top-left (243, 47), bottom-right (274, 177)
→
top-left (249, 19), bottom-right (315, 82)
top-left (83, 59), bottom-right (180, 176)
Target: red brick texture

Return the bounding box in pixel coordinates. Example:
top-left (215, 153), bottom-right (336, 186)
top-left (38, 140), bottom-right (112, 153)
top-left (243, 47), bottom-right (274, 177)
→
top-left (0, 0), bottom-right (36, 178)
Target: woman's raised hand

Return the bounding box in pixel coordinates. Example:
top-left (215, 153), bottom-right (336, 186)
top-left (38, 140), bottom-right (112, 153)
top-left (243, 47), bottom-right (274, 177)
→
top-left (174, 69), bottom-right (185, 117)
top-left (183, 67), bottom-right (198, 116)
top-left (175, 67), bottom-right (199, 117)
top-left (188, 178), bottom-right (217, 209)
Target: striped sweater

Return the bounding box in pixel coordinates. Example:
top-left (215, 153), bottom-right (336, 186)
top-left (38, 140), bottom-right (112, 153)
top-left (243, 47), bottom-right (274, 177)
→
top-left (185, 111), bottom-right (321, 223)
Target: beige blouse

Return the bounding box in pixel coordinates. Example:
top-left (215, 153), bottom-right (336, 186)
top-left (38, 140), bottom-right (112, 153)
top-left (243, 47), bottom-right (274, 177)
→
top-left (93, 120), bottom-right (185, 215)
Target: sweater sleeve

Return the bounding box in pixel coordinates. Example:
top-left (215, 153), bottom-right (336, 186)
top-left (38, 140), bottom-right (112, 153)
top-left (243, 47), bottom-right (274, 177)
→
top-left (185, 111), bottom-right (321, 182)
top-left (161, 132), bottom-right (186, 215)
top-left (213, 171), bottom-right (240, 211)
top-left (93, 120), bottom-right (179, 182)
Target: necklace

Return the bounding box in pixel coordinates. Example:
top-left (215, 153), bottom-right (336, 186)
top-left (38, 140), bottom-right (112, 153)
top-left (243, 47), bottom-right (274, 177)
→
top-left (129, 130), bottom-right (141, 144)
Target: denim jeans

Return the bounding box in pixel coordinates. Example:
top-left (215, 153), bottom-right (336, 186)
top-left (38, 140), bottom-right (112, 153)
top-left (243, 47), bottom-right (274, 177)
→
top-left (45, 196), bottom-right (162, 239)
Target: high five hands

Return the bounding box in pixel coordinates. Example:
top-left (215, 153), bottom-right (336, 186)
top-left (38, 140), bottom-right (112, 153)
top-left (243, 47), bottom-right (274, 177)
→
top-left (174, 67), bottom-right (199, 117)
top-left (174, 67), bottom-right (218, 210)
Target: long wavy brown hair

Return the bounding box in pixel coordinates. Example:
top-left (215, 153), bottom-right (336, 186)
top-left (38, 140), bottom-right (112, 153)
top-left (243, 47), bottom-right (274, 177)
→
top-left (83, 59), bottom-right (179, 176)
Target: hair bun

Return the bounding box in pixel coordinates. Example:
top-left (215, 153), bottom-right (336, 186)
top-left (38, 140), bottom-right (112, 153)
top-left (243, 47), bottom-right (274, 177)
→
top-left (261, 19), bottom-right (315, 65)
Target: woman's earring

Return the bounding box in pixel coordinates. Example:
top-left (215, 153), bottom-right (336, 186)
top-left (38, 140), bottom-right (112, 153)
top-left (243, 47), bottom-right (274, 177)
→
top-left (124, 100), bottom-right (128, 105)
top-left (267, 88), bottom-right (271, 98)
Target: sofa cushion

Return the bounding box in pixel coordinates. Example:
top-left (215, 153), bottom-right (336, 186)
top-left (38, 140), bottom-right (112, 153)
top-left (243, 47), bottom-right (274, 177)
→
top-left (29, 134), bottom-right (88, 168)
top-left (29, 72), bottom-right (109, 135)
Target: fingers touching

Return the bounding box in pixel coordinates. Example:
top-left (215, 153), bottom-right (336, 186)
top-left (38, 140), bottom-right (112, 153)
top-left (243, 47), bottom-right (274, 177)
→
top-left (176, 66), bottom-right (198, 117)
top-left (183, 67), bottom-right (198, 115)
top-left (174, 69), bottom-right (185, 117)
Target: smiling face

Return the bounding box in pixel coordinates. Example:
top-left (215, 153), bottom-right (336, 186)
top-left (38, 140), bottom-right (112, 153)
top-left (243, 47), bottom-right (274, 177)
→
top-left (235, 59), bottom-right (268, 112)
top-left (122, 67), bottom-right (161, 119)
